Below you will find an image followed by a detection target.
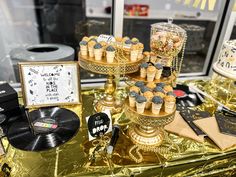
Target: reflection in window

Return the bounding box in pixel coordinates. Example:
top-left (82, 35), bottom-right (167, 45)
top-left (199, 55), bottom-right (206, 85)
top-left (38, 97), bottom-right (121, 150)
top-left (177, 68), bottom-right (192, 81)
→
top-left (0, 0), bottom-right (112, 82)
top-left (122, 0), bottom-right (222, 75)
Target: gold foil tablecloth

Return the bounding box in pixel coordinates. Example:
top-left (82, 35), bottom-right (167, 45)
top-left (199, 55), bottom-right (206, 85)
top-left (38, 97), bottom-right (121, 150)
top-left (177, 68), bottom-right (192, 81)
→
top-left (0, 85), bottom-right (236, 177)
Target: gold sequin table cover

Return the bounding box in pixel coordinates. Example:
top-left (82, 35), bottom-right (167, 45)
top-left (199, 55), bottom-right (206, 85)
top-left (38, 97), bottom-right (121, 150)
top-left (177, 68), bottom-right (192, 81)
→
top-left (0, 81), bottom-right (236, 177)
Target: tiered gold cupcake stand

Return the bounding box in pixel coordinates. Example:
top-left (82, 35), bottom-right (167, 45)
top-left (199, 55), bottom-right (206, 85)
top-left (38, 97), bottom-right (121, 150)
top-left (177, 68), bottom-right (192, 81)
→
top-left (125, 20), bottom-right (186, 162)
top-left (79, 50), bottom-right (143, 114)
top-left (124, 92), bottom-right (176, 163)
top-left (126, 69), bottom-right (176, 86)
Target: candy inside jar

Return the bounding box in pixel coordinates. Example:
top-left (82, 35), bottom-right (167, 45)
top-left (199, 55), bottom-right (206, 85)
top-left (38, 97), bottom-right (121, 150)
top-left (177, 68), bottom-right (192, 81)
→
top-left (150, 20), bottom-right (186, 58)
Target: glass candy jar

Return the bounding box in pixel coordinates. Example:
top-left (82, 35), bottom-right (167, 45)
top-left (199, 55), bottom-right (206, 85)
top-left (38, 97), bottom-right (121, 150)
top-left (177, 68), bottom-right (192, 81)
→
top-left (150, 19), bottom-right (187, 58)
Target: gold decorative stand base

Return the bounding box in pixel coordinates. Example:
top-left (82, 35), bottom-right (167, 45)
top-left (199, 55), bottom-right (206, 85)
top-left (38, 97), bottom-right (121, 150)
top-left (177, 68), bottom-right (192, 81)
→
top-left (124, 101), bottom-right (176, 163)
top-left (94, 75), bottom-right (123, 114)
top-left (128, 124), bottom-right (163, 146)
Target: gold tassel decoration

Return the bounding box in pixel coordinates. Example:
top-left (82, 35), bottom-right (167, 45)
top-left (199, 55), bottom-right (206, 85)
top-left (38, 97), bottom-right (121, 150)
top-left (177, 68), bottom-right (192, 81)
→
top-left (184, 0), bottom-right (192, 6)
top-left (193, 0), bottom-right (202, 8)
top-left (208, 0), bottom-right (216, 11)
top-left (177, 0), bottom-right (217, 11)
top-left (200, 0), bottom-right (207, 10)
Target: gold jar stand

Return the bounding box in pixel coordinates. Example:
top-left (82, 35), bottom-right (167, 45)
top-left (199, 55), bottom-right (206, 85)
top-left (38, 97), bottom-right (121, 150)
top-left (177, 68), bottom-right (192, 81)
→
top-left (124, 101), bottom-right (176, 163)
top-left (79, 54), bottom-right (143, 114)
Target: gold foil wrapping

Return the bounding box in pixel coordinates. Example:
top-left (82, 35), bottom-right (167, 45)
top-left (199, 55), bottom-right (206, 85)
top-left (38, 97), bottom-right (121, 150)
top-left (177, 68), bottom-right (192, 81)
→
top-left (1, 83), bottom-right (236, 176)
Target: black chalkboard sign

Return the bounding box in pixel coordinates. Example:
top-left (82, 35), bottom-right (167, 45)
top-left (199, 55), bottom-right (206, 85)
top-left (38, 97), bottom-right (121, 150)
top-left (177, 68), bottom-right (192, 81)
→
top-left (86, 110), bottom-right (112, 141)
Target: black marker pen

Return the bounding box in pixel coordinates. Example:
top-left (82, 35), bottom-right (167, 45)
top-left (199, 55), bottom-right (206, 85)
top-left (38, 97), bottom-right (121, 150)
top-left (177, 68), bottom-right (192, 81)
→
top-left (107, 125), bottom-right (120, 155)
top-left (217, 105), bottom-right (236, 116)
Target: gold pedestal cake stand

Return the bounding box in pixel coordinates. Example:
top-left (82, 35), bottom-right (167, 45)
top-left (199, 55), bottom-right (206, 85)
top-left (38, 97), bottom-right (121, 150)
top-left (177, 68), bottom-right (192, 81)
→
top-left (79, 54), bottom-right (143, 114)
top-left (124, 102), bottom-right (176, 163)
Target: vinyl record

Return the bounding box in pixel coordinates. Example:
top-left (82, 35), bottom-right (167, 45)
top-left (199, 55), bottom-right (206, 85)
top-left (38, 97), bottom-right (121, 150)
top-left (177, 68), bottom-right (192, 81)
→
top-left (7, 107), bottom-right (80, 151)
top-left (174, 84), bottom-right (204, 108)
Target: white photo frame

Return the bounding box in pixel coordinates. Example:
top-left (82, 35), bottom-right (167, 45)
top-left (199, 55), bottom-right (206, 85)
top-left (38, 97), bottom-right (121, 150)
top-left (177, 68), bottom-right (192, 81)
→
top-left (19, 61), bottom-right (81, 108)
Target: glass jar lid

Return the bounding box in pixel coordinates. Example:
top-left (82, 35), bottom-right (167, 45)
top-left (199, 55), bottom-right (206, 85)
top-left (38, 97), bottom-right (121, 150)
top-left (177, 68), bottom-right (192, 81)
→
top-left (151, 19), bottom-right (186, 35)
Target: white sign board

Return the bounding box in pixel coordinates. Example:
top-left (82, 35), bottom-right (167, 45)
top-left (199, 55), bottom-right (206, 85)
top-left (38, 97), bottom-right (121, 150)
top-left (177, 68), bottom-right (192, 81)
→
top-left (19, 62), bottom-right (80, 108)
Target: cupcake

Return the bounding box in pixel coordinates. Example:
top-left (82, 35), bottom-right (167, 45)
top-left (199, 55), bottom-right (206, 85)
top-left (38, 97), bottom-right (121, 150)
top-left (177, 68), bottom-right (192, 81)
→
top-left (156, 82), bottom-right (166, 88)
top-left (147, 65), bottom-right (156, 82)
top-left (122, 36), bottom-right (130, 42)
top-left (143, 51), bottom-right (150, 62)
top-left (153, 86), bottom-right (164, 93)
top-left (140, 86), bottom-right (151, 96)
top-left (129, 91), bottom-right (137, 108)
top-left (135, 95), bottom-right (147, 114)
top-left (152, 96), bottom-right (163, 115)
top-left (134, 81), bottom-right (145, 88)
top-left (140, 62), bottom-right (148, 78)
top-left (88, 40), bottom-right (96, 57)
top-left (154, 63), bottom-right (163, 80)
top-left (163, 85), bottom-right (173, 93)
top-left (123, 39), bottom-right (132, 53)
top-left (79, 40), bottom-right (88, 56)
top-left (143, 91), bottom-right (154, 109)
top-left (130, 86), bottom-right (140, 94)
top-left (106, 45), bottom-right (116, 63)
top-left (164, 95), bottom-right (176, 113)
top-left (146, 82), bottom-right (156, 90)
top-left (150, 52), bottom-right (157, 63)
top-left (137, 43), bottom-right (144, 59)
top-left (131, 38), bottom-right (139, 44)
top-left (154, 92), bottom-right (166, 98)
top-left (153, 86), bottom-right (165, 98)
top-left (125, 39), bottom-right (132, 44)
top-left (130, 44), bottom-right (139, 62)
top-left (94, 43), bottom-right (103, 61)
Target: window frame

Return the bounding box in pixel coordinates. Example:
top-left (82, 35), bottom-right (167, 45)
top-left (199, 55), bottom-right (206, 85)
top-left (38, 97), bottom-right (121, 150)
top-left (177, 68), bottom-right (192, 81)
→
top-left (110, 0), bottom-right (235, 80)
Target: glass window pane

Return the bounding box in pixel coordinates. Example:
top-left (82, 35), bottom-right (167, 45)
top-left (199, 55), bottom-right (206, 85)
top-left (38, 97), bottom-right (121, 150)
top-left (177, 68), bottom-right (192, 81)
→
top-left (122, 0), bottom-right (224, 76)
top-left (0, 0), bottom-right (112, 83)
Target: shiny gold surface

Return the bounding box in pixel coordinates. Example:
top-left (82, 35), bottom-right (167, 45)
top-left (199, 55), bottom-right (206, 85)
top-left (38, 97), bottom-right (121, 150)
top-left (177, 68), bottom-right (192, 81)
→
top-left (1, 85), bottom-right (236, 177)
top-left (187, 73), bottom-right (236, 112)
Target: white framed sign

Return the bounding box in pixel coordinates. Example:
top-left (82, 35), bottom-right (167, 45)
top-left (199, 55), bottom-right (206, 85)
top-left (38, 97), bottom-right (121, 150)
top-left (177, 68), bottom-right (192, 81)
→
top-left (19, 61), bottom-right (81, 108)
